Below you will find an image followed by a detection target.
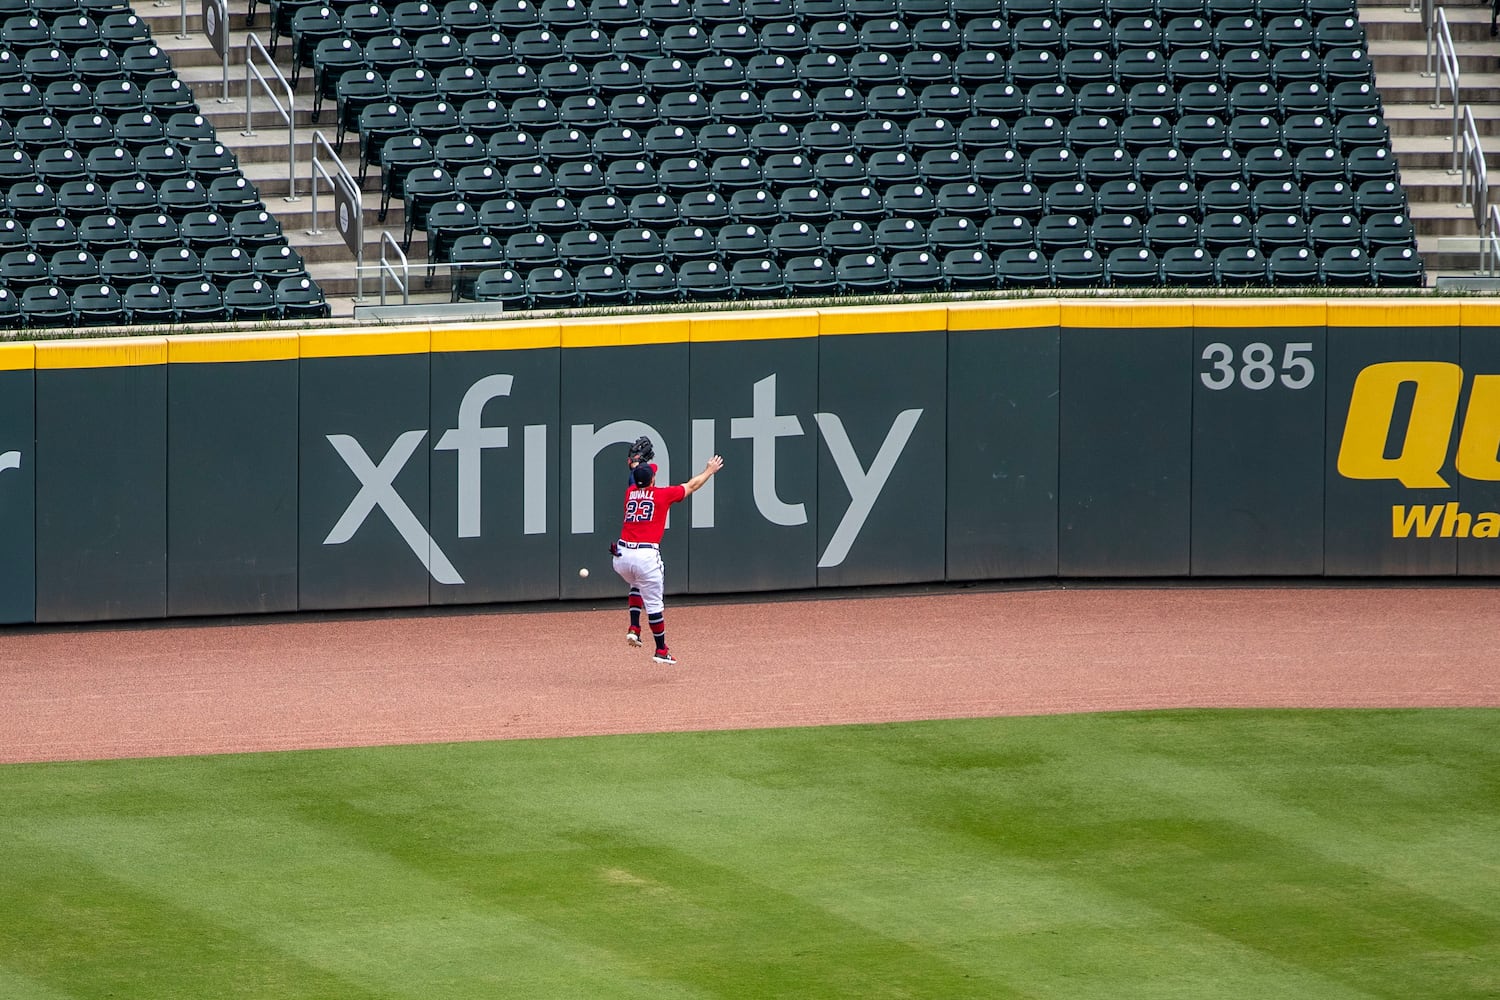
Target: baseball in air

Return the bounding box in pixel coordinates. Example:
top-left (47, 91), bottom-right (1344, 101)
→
top-left (578, 567), bottom-right (589, 578)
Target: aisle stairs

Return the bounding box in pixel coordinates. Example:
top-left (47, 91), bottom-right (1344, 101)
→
top-left (135, 0), bottom-right (1500, 313)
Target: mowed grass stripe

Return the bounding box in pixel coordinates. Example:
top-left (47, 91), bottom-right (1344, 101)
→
top-left (1, 710), bottom-right (1496, 1000)
top-left (2, 760), bottom-right (699, 1000)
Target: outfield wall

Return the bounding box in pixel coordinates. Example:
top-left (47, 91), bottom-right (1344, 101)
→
top-left (1, 298), bottom-right (1497, 624)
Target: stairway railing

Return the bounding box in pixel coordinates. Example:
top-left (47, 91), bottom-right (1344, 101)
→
top-left (1485, 204), bottom-right (1500, 276)
top-left (310, 130), bottom-right (366, 301)
top-left (1458, 106), bottom-right (1488, 227)
top-left (242, 33), bottom-right (299, 202)
top-left (379, 232), bottom-right (409, 305)
top-left (1428, 6), bottom-right (1464, 175)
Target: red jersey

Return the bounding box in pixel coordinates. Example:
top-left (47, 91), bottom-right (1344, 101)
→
top-left (619, 483), bottom-right (686, 544)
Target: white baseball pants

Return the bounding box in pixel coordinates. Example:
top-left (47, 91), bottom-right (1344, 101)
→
top-left (612, 545), bottom-right (665, 613)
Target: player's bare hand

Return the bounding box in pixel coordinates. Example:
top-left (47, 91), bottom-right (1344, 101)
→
top-left (706, 455), bottom-right (724, 475)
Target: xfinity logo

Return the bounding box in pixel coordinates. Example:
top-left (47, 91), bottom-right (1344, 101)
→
top-left (717, 374), bottom-right (923, 569)
top-left (324, 372), bottom-right (922, 583)
top-left (324, 431), bottom-right (465, 584)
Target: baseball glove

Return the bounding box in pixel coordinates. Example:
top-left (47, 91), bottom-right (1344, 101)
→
top-left (627, 435), bottom-right (654, 465)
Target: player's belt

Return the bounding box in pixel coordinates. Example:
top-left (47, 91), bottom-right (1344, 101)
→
top-left (617, 540), bottom-right (657, 549)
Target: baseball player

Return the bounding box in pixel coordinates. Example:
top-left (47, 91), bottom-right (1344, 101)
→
top-left (612, 439), bottom-right (723, 664)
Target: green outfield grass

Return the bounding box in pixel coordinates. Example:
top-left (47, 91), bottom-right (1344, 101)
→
top-left (2, 709), bottom-right (1497, 999)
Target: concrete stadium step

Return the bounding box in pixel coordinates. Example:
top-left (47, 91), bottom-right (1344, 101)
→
top-left (1418, 234), bottom-right (1489, 273)
top-left (1368, 37), bottom-right (1500, 74)
top-left (1367, 0), bottom-right (1496, 280)
top-left (1406, 196), bottom-right (1487, 236)
top-left (273, 209), bottom-right (421, 255)
top-left (145, 25), bottom-right (230, 71)
top-left (1377, 69), bottom-right (1500, 105)
top-left (230, 140), bottom-right (387, 219)
top-left (137, 4), bottom-right (255, 63)
top-left (1401, 11), bottom-right (1493, 282)
top-left (301, 246), bottom-right (461, 304)
top-left (309, 261), bottom-right (463, 305)
top-left (223, 192), bottom-right (420, 238)
top-left (1399, 163), bottom-right (1492, 201)
top-left (174, 85), bottom-right (328, 140)
top-left (305, 261), bottom-right (450, 302)
top-left (199, 128), bottom-right (335, 169)
top-left (1404, 180), bottom-right (1488, 226)
top-left (1392, 132), bottom-right (1500, 169)
top-left (1385, 103), bottom-right (1500, 136)
top-left (253, 213), bottom-right (426, 254)
top-left (193, 112), bottom-right (340, 156)
top-left (1363, 3), bottom-right (1495, 43)
top-left (174, 63), bottom-right (322, 101)
top-left (1367, 7), bottom-right (1494, 39)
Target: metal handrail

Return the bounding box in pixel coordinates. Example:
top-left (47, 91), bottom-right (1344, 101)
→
top-left (1459, 105), bottom-right (1488, 227)
top-left (309, 130), bottom-right (365, 301)
top-left (242, 33), bottom-right (299, 202)
top-left (1430, 7), bottom-right (1462, 176)
top-left (380, 231), bottom-right (409, 305)
top-left (1486, 204), bottom-right (1500, 277)
top-left (1420, 0), bottom-right (1435, 73)
top-left (309, 131), bottom-right (358, 219)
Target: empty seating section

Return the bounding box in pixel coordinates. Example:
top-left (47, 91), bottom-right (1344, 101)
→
top-left (0, 0), bottom-right (327, 327)
top-left (282, 0), bottom-right (1418, 306)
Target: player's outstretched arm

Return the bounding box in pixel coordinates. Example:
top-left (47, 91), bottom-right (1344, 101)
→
top-left (681, 455), bottom-right (724, 496)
